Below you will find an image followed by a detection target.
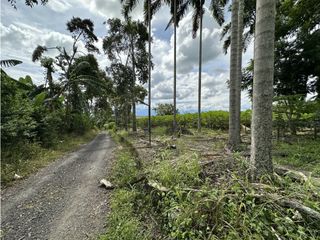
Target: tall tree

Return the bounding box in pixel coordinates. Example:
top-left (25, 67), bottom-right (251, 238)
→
top-left (173, 0), bottom-right (178, 133)
top-left (103, 18), bottom-right (150, 131)
top-left (228, 0), bottom-right (240, 148)
top-left (121, 0), bottom-right (153, 142)
top-left (235, 0), bottom-right (244, 141)
top-left (166, 0), bottom-right (227, 132)
top-left (250, 0), bottom-right (276, 178)
top-left (197, 1), bottom-right (204, 132)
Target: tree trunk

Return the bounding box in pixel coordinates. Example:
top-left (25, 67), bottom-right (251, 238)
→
top-left (47, 69), bottom-right (54, 97)
top-left (250, 0), bottom-right (276, 179)
top-left (114, 106), bottom-right (118, 131)
top-left (148, 0), bottom-right (152, 145)
top-left (229, 0), bottom-right (240, 148)
top-left (130, 38), bottom-right (137, 132)
top-left (197, 11), bottom-right (203, 132)
top-left (173, 0), bottom-right (177, 134)
top-left (125, 104), bottom-right (129, 131)
top-left (236, 0), bottom-right (244, 141)
top-left (132, 100), bottom-right (137, 132)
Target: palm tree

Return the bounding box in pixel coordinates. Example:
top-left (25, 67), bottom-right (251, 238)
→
top-left (250, 0), bottom-right (276, 178)
top-left (234, 0), bottom-right (244, 144)
top-left (197, 3), bottom-right (204, 132)
top-left (166, 0), bottom-right (227, 133)
top-left (221, 0), bottom-right (247, 149)
top-left (173, 0), bottom-right (178, 134)
top-left (229, 0), bottom-right (240, 148)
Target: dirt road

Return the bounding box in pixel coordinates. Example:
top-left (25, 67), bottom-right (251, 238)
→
top-left (1, 133), bottom-right (115, 240)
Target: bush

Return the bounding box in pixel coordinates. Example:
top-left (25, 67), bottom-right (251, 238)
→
top-left (105, 122), bottom-right (116, 131)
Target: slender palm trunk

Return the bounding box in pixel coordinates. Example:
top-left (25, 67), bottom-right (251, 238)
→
top-left (197, 12), bottom-right (203, 132)
top-left (130, 38), bottom-right (137, 132)
top-left (148, 0), bottom-right (152, 145)
top-left (236, 0), bottom-right (244, 138)
top-left (250, 0), bottom-right (276, 179)
top-left (229, 0), bottom-right (240, 148)
top-left (173, 0), bottom-right (177, 134)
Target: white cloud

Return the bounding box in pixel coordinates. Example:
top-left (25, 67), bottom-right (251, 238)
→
top-left (1, 1), bottom-right (253, 114)
top-left (0, 22), bottom-right (83, 84)
top-left (75, 0), bottom-right (144, 21)
top-left (47, 0), bottom-right (72, 12)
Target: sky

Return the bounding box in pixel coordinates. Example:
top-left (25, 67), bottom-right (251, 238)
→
top-left (1, 0), bottom-right (253, 116)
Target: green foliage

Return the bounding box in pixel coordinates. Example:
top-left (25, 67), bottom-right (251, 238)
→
top-left (1, 71), bottom-right (37, 145)
top-left (104, 122), bottom-right (116, 131)
top-left (153, 103), bottom-right (178, 116)
top-left (137, 110), bottom-right (252, 130)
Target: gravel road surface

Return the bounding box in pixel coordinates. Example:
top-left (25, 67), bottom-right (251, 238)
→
top-left (1, 133), bottom-right (115, 240)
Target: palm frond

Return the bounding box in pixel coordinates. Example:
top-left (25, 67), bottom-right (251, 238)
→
top-left (0, 59), bottom-right (23, 67)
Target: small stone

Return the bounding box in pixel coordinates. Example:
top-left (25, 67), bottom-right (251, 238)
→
top-left (14, 173), bottom-right (22, 180)
top-left (99, 179), bottom-right (114, 189)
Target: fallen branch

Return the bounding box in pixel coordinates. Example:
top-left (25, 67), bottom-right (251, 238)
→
top-left (252, 193), bottom-right (320, 223)
top-left (278, 199), bottom-right (320, 222)
top-left (274, 166), bottom-right (308, 183)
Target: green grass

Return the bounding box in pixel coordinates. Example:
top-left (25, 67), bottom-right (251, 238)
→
top-left (99, 189), bottom-right (149, 240)
top-left (99, 141), bottom-right (150, 240)
top-left (273, 138), bottom-right (320, 177)
top-left (1, 130), bottom-right (98, 187)
top-left (104, 128), bottom-right (320, 239)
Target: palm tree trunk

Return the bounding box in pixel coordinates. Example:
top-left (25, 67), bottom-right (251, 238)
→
top-left (197, 11), bottom-right (203, 132)
top-left (229, 0), bottom-right (240, 148)
top-left (130, 38), bottom-right (137, 132)
top-left (236, 0), bottom-right (244, 139)
top-left (148, 0), bottom-right (152, 145)
top-left (173, 0), bottom-right (177, 134)
top-left (250, 0), bottom-right (276, 179)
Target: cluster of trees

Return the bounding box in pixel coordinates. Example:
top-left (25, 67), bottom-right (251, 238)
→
top-left (120, 0), bottom-right (319, 178)
top-left (2, 1), bottom-right (153, 151)
top-left (1, 17), bottom-right (112, 149)
top-left (3, 0), bottom-right (319, 179)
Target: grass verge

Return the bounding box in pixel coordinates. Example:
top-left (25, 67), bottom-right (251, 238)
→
top-left (1, 130), bottom-right (98, 187)
top-left (99, 130), bottom-right (150, 240)
top-left (102, 128), bottom-right (320, 239)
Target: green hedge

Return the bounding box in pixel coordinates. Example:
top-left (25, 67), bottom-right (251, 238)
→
top-left (137, 110), bottom-right (252, 130)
